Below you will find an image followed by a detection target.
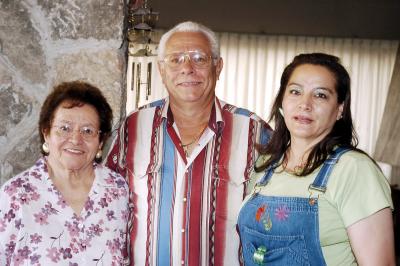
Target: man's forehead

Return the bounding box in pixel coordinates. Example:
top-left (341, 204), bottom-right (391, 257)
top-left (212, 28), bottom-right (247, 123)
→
top-left (165, 32), bottom-right (211, 53)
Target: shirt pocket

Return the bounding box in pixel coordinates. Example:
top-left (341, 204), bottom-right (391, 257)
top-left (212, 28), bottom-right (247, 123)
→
top-left (214, 163), bottom-right (248, 186)
top-left (212, 163), bottom-right (248, 223)
top-left (131, 161), bottom-right (162, 180)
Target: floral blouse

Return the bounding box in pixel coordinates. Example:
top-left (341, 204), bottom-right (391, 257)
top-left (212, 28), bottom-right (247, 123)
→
top-left (0, 158), bottom-right (131, 266)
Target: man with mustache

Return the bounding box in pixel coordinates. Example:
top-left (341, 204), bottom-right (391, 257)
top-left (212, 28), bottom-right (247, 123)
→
top-left (106, 21), bottom-right (271, 266)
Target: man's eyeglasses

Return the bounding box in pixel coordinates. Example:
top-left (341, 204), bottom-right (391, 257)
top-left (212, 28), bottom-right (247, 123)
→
top-left (52, 124), bottom-right (101, 140)
top-left (161, 51), bottom-right (215, 70)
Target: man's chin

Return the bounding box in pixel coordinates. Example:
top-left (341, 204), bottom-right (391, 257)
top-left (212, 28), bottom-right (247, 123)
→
top-left (182, 96), bottom-right (201, 102)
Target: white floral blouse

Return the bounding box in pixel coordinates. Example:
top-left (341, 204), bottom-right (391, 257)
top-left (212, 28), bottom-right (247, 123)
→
top-left (0, 158), bottom-right (131, 266)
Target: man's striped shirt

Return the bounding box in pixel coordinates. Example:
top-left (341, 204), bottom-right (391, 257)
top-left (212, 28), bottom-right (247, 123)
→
top-left (106, 97), bottom-right (271, 266)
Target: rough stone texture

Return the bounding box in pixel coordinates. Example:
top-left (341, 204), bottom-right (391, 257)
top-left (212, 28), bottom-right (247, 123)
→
top-left (0, 1), bottom-right (47, 83)
top-left (0, 82), bottom-right (32, 136)
top-left (53, 48), bottom-right (124, 122)
top-left (37, 0), bottom-right (124, 40)
top-left (0, 0), bottom-right (125, 186)
top-left (0, 132), bottom-right (41, 186)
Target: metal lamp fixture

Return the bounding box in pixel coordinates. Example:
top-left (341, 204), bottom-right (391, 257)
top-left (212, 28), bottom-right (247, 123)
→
top-left (127, 0), bottom-right (159, 44)
top-left (127, 0), bottom-right (159, 111)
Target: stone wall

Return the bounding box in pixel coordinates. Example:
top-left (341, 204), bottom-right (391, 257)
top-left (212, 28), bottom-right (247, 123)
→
top-left (0, 0), bottom-right (126, 185)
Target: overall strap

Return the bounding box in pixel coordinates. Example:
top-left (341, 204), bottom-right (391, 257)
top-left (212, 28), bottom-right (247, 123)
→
top-left (309, 147), bottom-right (351, 193)
top-left (255, 162), bottom-right (277, 187)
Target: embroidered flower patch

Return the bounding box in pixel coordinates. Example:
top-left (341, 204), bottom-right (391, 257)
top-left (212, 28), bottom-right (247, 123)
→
top-left (274, 205), bottom-right (289, 221)
top-left (255, 204), bottom-right (272, 231)
top-left (255, 205), bottom-right (266, 222)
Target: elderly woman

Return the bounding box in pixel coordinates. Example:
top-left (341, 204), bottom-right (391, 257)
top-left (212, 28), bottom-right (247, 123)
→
top-left (0, 81), bottom-right (130, 265)
top-left (237, 53), bottom-right (395, 265)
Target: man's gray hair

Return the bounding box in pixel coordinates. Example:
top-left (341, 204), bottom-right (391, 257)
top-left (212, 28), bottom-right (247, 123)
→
top-left (157, 21), bottom-right (220, 61)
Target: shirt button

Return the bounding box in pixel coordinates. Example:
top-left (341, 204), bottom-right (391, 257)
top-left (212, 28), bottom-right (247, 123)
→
top-left (183, 197), bottom-right (187, 202)
top-left (181, 260), bottom-right (185, 265)
top-left (181, 229), bottom-right (185, 233)
top-left (78, 223), bottom-right (84, 229)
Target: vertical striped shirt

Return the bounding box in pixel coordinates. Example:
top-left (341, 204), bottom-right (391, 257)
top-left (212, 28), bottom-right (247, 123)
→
top-left (106, 97), bottom-right (271, 266)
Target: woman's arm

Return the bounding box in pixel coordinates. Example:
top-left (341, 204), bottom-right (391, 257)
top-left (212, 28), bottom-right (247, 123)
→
top-left (347, 207), bottom-right (395, 266)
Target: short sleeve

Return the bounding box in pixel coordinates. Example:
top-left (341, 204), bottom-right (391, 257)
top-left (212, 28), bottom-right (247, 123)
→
top-left (326, 152), bottom-right (393, 227)
top-left (0, 244), bottom-right (5, 266)
top-left (0, 182), bottom-right (14, 264)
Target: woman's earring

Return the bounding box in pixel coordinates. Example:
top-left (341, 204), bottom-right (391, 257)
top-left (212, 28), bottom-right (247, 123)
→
top-left (42, 142), bottom-right (50, 154)
top-left (95, 149), bottom-right (103, 160)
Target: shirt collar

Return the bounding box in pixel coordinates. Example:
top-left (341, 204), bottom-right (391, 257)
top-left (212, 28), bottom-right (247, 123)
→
top-left (41, 156), bottom-right (115, 188)
top-left (160, 96), bottom-right (225, 133)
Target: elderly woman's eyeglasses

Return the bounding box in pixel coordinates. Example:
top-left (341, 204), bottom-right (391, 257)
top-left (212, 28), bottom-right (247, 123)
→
top-left (161, 51), bottom-right (215, 70)
top-left (52, 124), bottom-right (101, 140)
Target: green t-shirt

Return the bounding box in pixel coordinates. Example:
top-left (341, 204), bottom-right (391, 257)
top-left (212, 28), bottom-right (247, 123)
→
top-left (246, 151), bottom-right (393, 265)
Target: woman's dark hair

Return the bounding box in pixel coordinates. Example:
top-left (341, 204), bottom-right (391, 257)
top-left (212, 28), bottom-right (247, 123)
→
top-left (39, 81), bottom-right (113, 159)
top-left (256, 53), bottom-right (361, 175)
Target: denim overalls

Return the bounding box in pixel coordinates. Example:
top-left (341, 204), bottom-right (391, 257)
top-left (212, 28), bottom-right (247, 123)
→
top-left (237, 147), bottom-right (349, 266)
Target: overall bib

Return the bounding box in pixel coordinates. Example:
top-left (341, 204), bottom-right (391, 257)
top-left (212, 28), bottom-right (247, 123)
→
top-left (237, 148), bottom-right (349, 266)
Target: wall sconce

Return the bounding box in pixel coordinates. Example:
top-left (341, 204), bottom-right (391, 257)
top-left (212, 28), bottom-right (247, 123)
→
top-left (127, 0), bottom-right (159, 45)
top-left (126, 0), bottom-right (160, 112)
